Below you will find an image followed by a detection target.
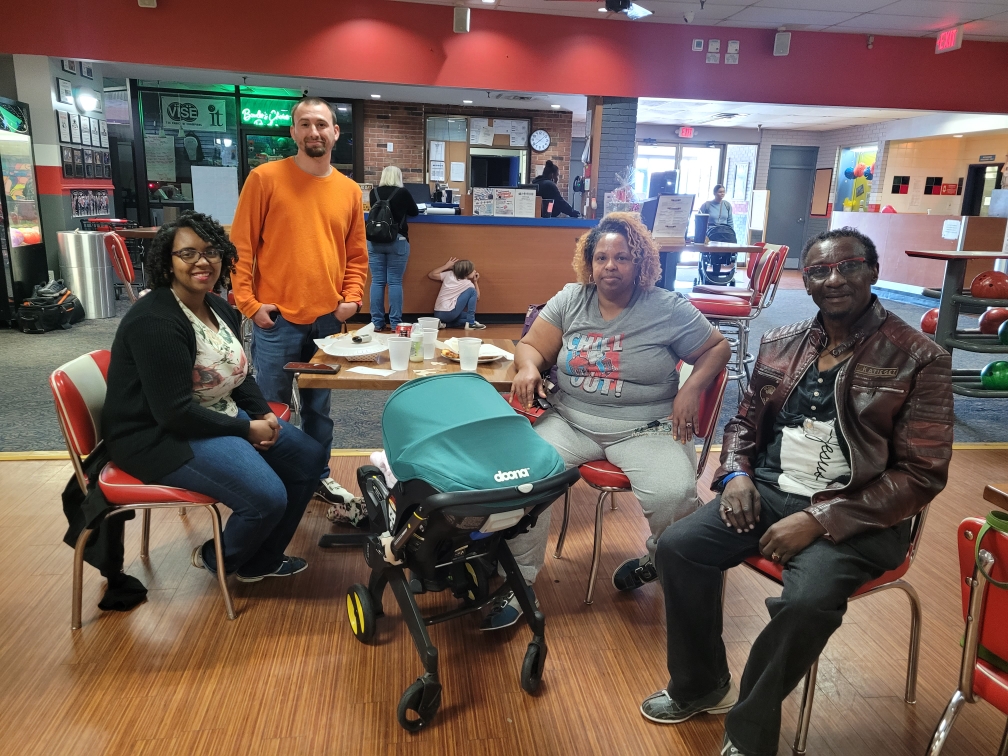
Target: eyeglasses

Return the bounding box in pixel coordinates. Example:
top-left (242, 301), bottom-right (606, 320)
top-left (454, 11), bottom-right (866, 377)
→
top-left (172, 247), bottom-right (221, 264)
top-left (802, 257), bottom-right (867, 282)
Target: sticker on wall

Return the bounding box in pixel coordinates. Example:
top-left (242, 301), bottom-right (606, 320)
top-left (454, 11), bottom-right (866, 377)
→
top-left (891, 175), bottom-right (910, 194)
top-left (708, 39), bottom-right (720, 52)
top-left (924, 176), bottom-right (943, 195)
top-left (725, 53), bottom-right (739, 64)
top-left (692, 39), bottom-right (704, 52)
top-left (727, 40), bottom-right (740, 54)
top-left (706, 52), bottom-right (720, 64)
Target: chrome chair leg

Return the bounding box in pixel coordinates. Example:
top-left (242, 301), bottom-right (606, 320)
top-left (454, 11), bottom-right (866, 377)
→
top-left (925, 689), bottom-right (966, 756)
top-left (793, 660), bottom-right (818, 755)
top-left (71, 526), bottom-right (93, 630)
top-left (997, 718), bottom-right (1008, 756)
top-left (140, 509), bottom-right (151, 560)
top-left (610, 491), bottom-right (617, 511)
top-left (899, 580), bottom-right (922, 703)
top-left (585, 489), bottom-right (607, 605)
top-left (553, 488), bottom-right (571, 559)
top-left (208, 504), bottom-right (236, 620)
top-left (179, 507), bottom-right (187, 517)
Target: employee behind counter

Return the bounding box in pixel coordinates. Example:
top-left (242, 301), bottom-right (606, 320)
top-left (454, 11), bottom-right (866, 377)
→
top-left (531, 160), bottom-right (581, 218)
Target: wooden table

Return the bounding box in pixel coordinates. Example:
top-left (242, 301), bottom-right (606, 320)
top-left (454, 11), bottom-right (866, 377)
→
top-left (656, 241), bottom-right (763, 288)
top-left (300, 337), bottom-right (518, 392)
top-left (906, 249), bottom-right (1008, 398)
top-left (985, 483), bottom-right (1008, 512)
top-left (116, 226), bottom-right (161, 240)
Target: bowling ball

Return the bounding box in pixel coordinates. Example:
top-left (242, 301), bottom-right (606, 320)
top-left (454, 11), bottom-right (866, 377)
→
top-left (920, 307), bottom-right (939, 335)
top-left (980, 361), bottom-right (1008, 390)
top-left (1000, 319), bottom-right (1008, 345)
top-left (971, 271), bottom-right (1008, 300)
top-left (979, 308), bottom-right (1008, 334)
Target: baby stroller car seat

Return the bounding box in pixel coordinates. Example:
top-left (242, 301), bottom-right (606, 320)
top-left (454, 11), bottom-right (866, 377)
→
top-left (697, 224), bottom-right (738, 286)
top-left (346, 373), bottom-right (580, 732)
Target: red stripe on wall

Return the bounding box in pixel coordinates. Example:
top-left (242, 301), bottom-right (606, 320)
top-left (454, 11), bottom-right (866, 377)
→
top-left (4, 0), bottom-right (1008, 113)
top-left (36, 165), bottom-right (113, 196)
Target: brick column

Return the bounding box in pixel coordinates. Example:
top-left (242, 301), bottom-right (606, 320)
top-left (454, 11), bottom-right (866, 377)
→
top-left (596, 97), bottom-right (638, 206)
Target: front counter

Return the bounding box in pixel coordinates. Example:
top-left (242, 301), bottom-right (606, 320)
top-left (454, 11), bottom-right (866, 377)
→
top-left (830, 211), bottom-right (1006, 291)
top-left (361, 215), bottom-right (597, 318)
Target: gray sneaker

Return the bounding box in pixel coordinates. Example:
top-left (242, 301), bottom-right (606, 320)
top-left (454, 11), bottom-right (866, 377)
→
top-left (479, 589), bottom-right (540, 631)
top-left (640, 677), bottom-right (737, 724)
top-left (721, 733), bottom-right (750, 755)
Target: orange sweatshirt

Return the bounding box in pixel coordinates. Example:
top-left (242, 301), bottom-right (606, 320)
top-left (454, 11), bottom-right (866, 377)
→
top-left (230, 158), bottom-right (369, 325)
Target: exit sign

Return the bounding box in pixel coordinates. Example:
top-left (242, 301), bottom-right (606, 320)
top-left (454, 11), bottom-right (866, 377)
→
top-left (936, 26), bottom-right (963, 54)
top-left (677, 126), bottom-right (694, 138)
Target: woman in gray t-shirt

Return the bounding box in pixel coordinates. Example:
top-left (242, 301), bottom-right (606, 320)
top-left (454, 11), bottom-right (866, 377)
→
top-left (480, 212), bottom-right (731, 631)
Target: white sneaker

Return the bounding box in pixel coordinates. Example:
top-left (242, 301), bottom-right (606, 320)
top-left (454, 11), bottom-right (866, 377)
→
top-left (465, 321), bottom-right (486, 330)
top-left (315, 477), bottom-right (356, 505)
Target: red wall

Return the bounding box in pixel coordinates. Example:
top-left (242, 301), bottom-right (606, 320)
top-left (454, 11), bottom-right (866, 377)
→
top-left (6, 0), bottom-right (1008, 113)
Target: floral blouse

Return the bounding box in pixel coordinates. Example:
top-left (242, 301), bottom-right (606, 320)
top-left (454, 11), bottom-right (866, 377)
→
top-left (173, 291), bottom-right (248, 417)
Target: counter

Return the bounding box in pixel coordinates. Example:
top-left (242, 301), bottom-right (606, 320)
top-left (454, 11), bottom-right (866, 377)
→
top-left (830, 211), bottom-right (1006, 291)
top-left (362, 214), bottom-right (597, 317)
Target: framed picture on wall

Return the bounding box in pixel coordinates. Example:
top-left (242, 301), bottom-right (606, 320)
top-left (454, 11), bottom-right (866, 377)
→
top-left (80, 116), bottom-right (91, 146)
top-left (69, 113), bottom-right (81, 143)
top-left (104, 151), bottom-right (112, 179)
top-left (60, 59), bottom-right (77, 75)
top-left (98, 119), bottom-right (108, 148)
top-left (79, 62), bottom-right (94, 80)
top-left (83, 149), bottom-right (94, 178)
top-left (89, 118), bottom-right (100, 146)
top-left (56, 110), bottom-right (71, 143)
top-left (72, 148), bottom-right (84, 178)
top-left (810, 167), bottom-right (834, 217)
top-left (62, 146), bottom-right (74, 178)
top-left (57, 78), bottom-right (74, 105)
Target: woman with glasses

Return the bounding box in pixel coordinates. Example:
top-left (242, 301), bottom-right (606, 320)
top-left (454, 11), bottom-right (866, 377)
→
top-left (102, 211), bottom-right (327, 584)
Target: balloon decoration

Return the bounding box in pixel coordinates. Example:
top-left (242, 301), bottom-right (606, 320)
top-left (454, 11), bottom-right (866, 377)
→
top-left (863, 168), bottom-right (873, 181)
top-left (881, 205), bottom-right (897, 213)
top-left (920, 308), bottom-right (939, 335)
top-left (970, 271), bottom-right (1008, 300)
top-left (979, 308), bottom-right (1008, 335)
top-left (854, 163), bottom-right (866, 178)
top-left (844, 168), bottom-right (855, 180)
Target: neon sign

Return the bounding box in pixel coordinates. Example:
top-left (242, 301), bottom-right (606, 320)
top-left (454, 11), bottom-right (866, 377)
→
top-left (240, 98), bottom-right (293, 128)
top-left (935, 26), bottom-right (963, 54)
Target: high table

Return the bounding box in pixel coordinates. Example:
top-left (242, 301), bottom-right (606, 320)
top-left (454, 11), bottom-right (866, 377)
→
top-left (985, 483), bottom-right (1008, 512)
top-left (116, 226), bottom-right (160, 288)
top-left (657, 241), bottom-right (763, 288)
top-left (906, 249), bottom-right (1008, 398)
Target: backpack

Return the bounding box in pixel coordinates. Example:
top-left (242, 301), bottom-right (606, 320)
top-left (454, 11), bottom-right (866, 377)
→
top-left (17, 280), bottom-right (84, 333)
top-left (366, 187), bottom-right (400, 244)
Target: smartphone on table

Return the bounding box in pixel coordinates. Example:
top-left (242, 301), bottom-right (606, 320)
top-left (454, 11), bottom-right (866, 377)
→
top-left (283, 362), bottom-right (341, 375)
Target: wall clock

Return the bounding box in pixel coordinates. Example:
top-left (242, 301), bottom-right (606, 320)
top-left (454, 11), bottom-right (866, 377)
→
top-left (530, 129), bottom-right (551, 152)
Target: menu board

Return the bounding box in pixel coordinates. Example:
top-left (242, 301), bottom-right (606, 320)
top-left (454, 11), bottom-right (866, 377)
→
top-left (651, 194), bottom-right (695, 242)
top-left (493, 188), bottom-right (515, 217)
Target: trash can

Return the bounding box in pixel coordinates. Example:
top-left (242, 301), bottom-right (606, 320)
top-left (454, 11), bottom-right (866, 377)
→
top-left (57, 231), bottom-right (116, 319)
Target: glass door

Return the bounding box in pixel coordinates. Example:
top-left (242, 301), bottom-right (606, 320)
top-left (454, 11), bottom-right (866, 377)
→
top-left (0, 126), bottom-right (43, 249)
top-left (678, 145), bottom-right (724, 242)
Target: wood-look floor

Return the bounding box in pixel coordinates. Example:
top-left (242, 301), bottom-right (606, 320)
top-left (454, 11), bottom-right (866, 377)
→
top-left (0, 451), bottom-right (1006, 756)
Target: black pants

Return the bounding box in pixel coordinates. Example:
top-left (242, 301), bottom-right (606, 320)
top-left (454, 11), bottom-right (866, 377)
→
top-left (656, 481), bottom-right (909, 756)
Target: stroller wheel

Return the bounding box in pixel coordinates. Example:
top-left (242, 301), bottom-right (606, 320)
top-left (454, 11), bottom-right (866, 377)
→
top-left (346, 584), bottom-right (377, 643)
top-left (520, 640), bottom-right (547, 694)
top-left (397, 674), bottom-right (442, 732)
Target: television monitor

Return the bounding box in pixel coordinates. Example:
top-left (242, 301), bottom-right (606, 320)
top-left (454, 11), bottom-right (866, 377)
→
top-left (648, 170), bottom-right (678, 197)
top-left (404, 183), bottom-right (433, 204)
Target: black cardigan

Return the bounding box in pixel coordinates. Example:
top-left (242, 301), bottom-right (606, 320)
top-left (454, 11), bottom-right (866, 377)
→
top-left (102, 287), bottom-right (271, 483)
top-left (370, 185), bottom-right (420, 241)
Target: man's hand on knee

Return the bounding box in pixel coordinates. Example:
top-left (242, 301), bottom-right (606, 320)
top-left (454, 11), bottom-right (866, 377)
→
top-left (758, 512), bottom-right (827, 565)
top-left (719, 476), bottom-right (761, 532)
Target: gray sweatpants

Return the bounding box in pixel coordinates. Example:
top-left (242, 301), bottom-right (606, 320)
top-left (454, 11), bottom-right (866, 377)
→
top-left (508, 406), bottom-right (700, 583)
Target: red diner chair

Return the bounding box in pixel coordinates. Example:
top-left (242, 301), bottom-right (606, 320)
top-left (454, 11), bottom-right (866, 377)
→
top-left (103, 232), bottom-right (138, 304)
top-left (738, 506), bottom-right (929, 755)
top-left (687, 246), bottom-right (788, 387)
top-left (553, 363), bottom-right (730, 604)
top-left (692, 242), bottom-right (770, 297)
top-left (50, 349), bottom-right (290, 629)
top-left (925, 515), bottom-right (1008, 755)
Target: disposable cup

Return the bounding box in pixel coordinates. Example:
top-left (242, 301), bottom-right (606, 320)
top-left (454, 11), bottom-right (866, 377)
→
top-left (388, 336), bottom-right (411, 371)
top-left (458, 337), bottom-right (482, 371)
top-left (422, 328), bottom-right (437, 359)
top-left (418, 317), bottom-right (440, 332)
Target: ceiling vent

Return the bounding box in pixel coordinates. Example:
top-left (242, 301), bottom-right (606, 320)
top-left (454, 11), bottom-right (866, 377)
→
top-left (493, 93), bottom-right (539, 101)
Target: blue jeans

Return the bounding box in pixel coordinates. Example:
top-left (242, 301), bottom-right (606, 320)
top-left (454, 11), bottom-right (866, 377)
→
top-left (158, 410), bottom-right (327, 577)
top-left (252, 312), bottom-right (340, 478)
top-left (434, 287), bottom-right (477, 328)
top-left (368, 237), bottom-right (409, 329)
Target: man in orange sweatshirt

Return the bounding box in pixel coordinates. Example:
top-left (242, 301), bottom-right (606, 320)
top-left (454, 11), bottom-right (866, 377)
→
top-left (231, 97), bottom-right (368, 512)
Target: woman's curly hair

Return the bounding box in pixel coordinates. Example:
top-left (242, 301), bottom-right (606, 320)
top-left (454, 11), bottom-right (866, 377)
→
top-left (145, 210), bottom-right (238, 291)
top-left (571, 212), bottom-right (662, 289)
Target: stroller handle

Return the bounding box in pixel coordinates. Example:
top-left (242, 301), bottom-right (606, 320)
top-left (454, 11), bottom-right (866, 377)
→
top-left (420, 467), bottom-right (581, 512)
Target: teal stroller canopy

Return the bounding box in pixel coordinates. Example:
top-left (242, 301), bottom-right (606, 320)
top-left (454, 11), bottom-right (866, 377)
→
top-left (382, 373), bottom-right (565, 493)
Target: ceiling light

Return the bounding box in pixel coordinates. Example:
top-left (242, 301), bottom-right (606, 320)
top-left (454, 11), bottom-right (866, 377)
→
top-left (953, 134), bottom-right (963, 138)
top-left (603, 0), bottom-right (651, 19)
top-left (551, 104), bottom-right (561, 109)
top-left (463, 99), bottom-right (473, 104)
top-left (482, 0), bottom-right (495, 3)
top-left (370, 94), bottom-right (381, 99)
top-left (624, 3), bottom-right (652, 19)
top-left (76, 88), bottom-right (99, 112)
top-left (337, 106), bottom-right (349, 111)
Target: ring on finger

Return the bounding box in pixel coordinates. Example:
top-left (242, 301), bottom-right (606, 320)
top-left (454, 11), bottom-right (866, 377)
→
top-left (771, 552), bottom-right (781, 562)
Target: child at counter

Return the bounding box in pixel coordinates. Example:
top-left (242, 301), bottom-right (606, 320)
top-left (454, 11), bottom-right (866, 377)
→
top-left (428, 257), bottom-right (485, 330)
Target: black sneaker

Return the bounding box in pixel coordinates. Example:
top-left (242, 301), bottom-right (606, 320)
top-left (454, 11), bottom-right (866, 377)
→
top-left (721, 733), bottom-right (750, 756)
top-left (612, 555), bottom-right (659, 592)
top-left (464, 321), bottom-right (486, 330)
top-left (479, 589), bottom-right (539, 631)
top-left (236, 556), bottom-right (308, 583)
top-left (639, 677), bottom-right (737, 724)
top-left (315, 477), bottom-right (357, 505)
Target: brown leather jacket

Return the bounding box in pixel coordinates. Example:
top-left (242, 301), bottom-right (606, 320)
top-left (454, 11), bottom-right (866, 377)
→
top-left (715, 297), bottom-right (954, 542)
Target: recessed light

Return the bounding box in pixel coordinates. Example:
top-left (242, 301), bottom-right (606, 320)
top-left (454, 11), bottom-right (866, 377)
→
top-left (463, 100), bottom-right (473, 104)
top-left (370, 94), bottom-right (381, 99)
top-left (482, 0), bottom-right (495, 3)
top-left (953, 134), bottom-right (963, 138)
top-left (551, 104), bottom-right (561, 109)
top-left (598, 6), bottom-right (607, 11)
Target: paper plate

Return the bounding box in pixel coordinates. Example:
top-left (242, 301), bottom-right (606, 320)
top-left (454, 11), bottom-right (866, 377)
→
top-left (321, 338), bottom-right (388, 359)
top-left (440, 349), bottom-right (501, 364)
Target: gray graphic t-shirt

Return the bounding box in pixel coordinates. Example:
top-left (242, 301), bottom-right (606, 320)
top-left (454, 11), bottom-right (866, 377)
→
top-left (539, 283), bottom-right (714, 420)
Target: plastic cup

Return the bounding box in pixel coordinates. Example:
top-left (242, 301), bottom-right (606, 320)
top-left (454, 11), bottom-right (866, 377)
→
top-left (418, 317), bottom-right (440, 332)
top-left (422, 328), bottom-right (437, 359)
top-left (457, 337), bottom-right (482, 371)
top-left (388, 336), bottom-right (411, 371)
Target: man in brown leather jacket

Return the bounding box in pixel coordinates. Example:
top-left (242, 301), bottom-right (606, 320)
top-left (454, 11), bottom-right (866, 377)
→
top-left (639, 228), bottom-right (954, 756)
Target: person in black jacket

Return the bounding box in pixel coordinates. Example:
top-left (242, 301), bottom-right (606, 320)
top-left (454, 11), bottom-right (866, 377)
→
top-left (368, 166), bottom-right (420, 331)
top-left (531, 160), bottom-right (580, 218)
top-left (102, 211), bottom-right (327, 582)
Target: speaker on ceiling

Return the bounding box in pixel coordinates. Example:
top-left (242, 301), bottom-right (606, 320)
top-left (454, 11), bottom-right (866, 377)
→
top-left (773, 32), bottom-right (791, 56)
top-left (454, 6), bottom-right (470, 33)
